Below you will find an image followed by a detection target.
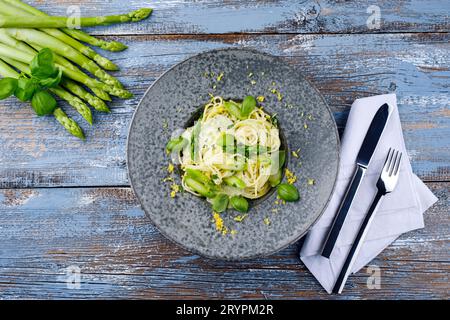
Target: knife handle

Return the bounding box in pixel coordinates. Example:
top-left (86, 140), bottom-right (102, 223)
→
top-left (321, 165), bottom-right (367, 258)
top-left (332, 190), bottom-right (384, 294)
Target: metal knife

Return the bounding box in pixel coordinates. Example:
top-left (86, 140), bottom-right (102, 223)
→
top-left (321, 103), bottom-right (390, 258)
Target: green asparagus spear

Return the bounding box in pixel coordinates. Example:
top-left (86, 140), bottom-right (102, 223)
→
top-left (2, 0), bottom-right (128, 52)
top-left (53, 107), bottom-right (85, 140)
top-left (90, 87), bottom-right (112, 102)
top-left (50, 86), bottom-right (93, 125)
top-left (28, 43), bottom-right (112, 102)
top-left (0, 43), bottom-right (132, 98)
top-left (223, 176), bottom-right (246, 189)
top-left (0, 0), bottom-right (118, 71)
top-left (1, 56), bottom-right (93, 125)
top-left (0, 34), bottom-right (111, 102)
top-left (7, 28), bottom-right (123, 88)
top-left (66, 30), bottom-right (128, 52)
top-left (61, 79), bottom-right (110, 113)
top-left (0, 28), bottom-right (36, 55)
top-left (43, 29), bottom-right (119, 71)
top-left (0, 58), bottom-right (84, 139)
top-left (0, 6), bottom-right (153, 28)
top-left (184, 177), bottom-right (216, 198)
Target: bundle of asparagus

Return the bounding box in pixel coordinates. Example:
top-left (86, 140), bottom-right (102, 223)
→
top-left (0, 0), bottom-right (153, 139)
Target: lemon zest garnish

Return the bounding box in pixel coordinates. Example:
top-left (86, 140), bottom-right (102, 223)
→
top-left (217, 72), bottom-right (224, 82)
top-left (230, 229), bottom-right (237, 235)
top-left (213, 212), bottom-right (224, 232)
top-left (167, 163), bottom-right (174, 173)
top-left (257, 95), bottom-right (265, 103)
top-left (234, 214), bottom-right (248, 222)
top-left (285, 168), bottom-right (297, 184)
top-left (170, 183), bottom-right (180, 198)
top-left (263, 217), bottom-right (271, 225)
top-left (307, 178), bottom-right (315, 185)
top-left (292, 151), bottom-right (299, 158)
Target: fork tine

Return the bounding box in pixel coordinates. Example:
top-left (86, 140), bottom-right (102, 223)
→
top-left (383, 148), bottom-right (392, 170)
top-left (385, 148), bottom-right (394, 172)
top-left (389, 150), bottom-right (399, 176)
top-left (393, 152), bottom-right (402, 175)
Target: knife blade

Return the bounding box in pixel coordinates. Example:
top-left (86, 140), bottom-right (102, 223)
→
top-left (321, 103), bottom-right (390, 258)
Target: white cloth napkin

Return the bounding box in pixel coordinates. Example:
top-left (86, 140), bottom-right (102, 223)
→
top-left (299, 93), bottom-right (438, 294)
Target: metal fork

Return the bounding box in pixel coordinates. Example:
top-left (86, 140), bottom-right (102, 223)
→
top-left (332, 148), bottom-right (403, 294)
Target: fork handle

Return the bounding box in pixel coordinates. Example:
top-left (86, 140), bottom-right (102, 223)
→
top-left (332, 190), bottom-right (384, 294)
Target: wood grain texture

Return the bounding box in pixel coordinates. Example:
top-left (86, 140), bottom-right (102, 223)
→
top-left (0, 182), bottom-right (447, 299)
top-left (22, 0), bottom-right (450, 34)
top-left (0, 0), bottom-right (448, 300)
top-left (0, 33), bottom-right (449, 188)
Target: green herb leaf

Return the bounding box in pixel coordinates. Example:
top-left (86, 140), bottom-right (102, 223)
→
top-left (212, 194), bottom-right (229, 213)
top-left (30, 48), bottom-right (58, 80)
top-left (269, 169), bottom-right (282, 187)
top-left (224, 101), bottom-right (244, 120)
top-left (277, 183), bottom-right (299, 202)
top-left (14, 77), bottom-right (38, 102)
top-left (38, 68), bottom-right (62, 89)
top-left (230, 195), bottom-right (249, 213)
top-left (31, 90), bottom-right (57, 116)
top-left (278, 150), bottom-right (286, 168)
top-left (0, 78), bottom-right (18, 100)
top-left (241, 95), bottom-right (257, 118)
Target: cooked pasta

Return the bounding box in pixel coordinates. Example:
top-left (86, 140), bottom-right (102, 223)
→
top-left (166, 95), bottom-right (285, 213)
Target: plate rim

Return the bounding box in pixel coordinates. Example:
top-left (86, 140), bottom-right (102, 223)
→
top-left (127, 47), bottom-right (341, 260)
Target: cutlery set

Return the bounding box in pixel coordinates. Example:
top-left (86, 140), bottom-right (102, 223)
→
top-left (320, 103), bottom-right (402, 293)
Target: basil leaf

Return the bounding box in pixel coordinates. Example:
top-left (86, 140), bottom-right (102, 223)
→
top-left (230, 196), bottom-right (249, 213)
top-left (0, 78), bottom-right (18, 100)
top-left (14, 78), bottom-right (38, 102)
top-left (241, 95), bottom-right (256, 118)
top-left (30, 48), bottom-right (58, 80)
top-left (31, 90), bottom-right (57, 116)
top-left (212, 194), bottom-right (229, 213)
top-left (38, 68), bottom-right (62, 89)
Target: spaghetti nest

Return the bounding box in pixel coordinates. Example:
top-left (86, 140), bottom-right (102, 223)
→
top-left (174, 96), bottom-right (283, 201)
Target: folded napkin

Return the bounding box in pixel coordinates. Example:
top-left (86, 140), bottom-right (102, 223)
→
top-left (299, 93), bottom-right (438, 294)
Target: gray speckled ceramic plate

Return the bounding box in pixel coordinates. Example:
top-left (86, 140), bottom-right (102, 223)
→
top-left (127, 48), bottom-right (339, 260)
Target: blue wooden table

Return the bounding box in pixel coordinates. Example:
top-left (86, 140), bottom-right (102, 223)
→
top-left (0, 1), bottom-right (449, 299)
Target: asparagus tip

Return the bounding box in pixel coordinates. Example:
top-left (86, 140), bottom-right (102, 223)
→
top-left (105, 62), bottom-right (120, 71)
top-left (101, 41), bottom-right (128, 52)
top-left (110, 87), bottom-right (134, 99)
top-left (129, 8), bottom-right (153, 22)
top-left (99, 106), bottom-right (111, 113)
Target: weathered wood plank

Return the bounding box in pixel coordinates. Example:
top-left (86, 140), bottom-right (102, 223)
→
top-left (0, 33), bottom-right (449, 188)
top-left (0, 182), bottom-right (447, 299)
top-left (23, 0), bottom-right (450, 34)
